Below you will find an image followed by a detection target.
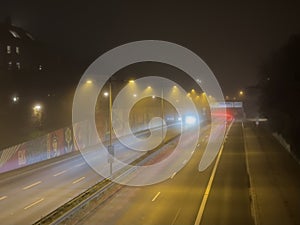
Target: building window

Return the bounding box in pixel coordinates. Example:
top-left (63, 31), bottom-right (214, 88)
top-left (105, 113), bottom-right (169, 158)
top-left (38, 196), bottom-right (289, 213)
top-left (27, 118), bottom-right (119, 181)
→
top-left (16, 62), bottom-right (21, 70)
top-left (7, 45), bottom-right (11, 54)
top-left (16, 46), bottom-right (20, 54)
top-left (9, 30), bottom-right (20, 38)
top-left (8, 61), bottom-right (12, 70)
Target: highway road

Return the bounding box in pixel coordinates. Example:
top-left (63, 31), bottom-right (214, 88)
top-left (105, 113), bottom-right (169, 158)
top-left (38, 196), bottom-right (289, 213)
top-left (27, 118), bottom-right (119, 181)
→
top-left (80, 121), bottom-right (300, 225)
top-left (0, 124), bottom-right (183, 224)
top-left (0, 149), bottom-right (100, 224)
top-left (244, 122), bottom-right (300, 225)
top-left (78, 122), bottom-right (254, 225)
top-left (200, 122), bottom-right (253, 225)
top-left (1, 121), bottom-right (299, 225)
top-left (78, 126), bottom-right (213, 225)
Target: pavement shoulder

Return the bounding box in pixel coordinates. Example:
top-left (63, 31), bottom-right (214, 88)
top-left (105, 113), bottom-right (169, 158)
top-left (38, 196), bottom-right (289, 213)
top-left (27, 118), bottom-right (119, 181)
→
top-left (243, 123), bottom-right (300, 225)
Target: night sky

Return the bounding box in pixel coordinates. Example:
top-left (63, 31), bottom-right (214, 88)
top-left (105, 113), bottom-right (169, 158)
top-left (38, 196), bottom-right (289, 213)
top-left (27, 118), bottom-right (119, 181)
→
top-left (1, 0), bottom-right (299, 97)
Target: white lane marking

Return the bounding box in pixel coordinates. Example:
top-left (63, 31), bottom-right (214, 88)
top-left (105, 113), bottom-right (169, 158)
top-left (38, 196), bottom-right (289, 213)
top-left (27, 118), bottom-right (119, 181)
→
top-left (53, 170), bottom-right (67, 177)
top-left (170, 172), bottom-right (177, 179)
top-left (74, 162), bottom-right (85, 167)
top-left (22, 181), bottom-right (42, 190)
top-left (24, 198), bottom-right (44, 210)
top-left (72, 176), bottom-right (85, 184)
top-left (194, 121), bottom-right (233, 225)
top-left (171, 208), bottom-right (182, 225)
top-left (194, 144), bottom-right (224, 225)
top-left (152, 192), bottom-right (161, 202)
top-left (191, 150), bottom-right (195, 155)
top-left (0, 196), bottom-right (7, 201)
top-left (182, 159), bottom-right (187, 164)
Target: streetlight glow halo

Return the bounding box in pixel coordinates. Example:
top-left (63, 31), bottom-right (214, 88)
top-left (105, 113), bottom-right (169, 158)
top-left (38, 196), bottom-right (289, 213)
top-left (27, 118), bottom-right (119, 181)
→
top-left (72, 40), bottom-right (226, 186)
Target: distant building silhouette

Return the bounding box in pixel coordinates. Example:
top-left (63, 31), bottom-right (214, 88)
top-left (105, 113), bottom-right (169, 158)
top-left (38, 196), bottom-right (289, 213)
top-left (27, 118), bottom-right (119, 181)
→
top-left (0, 18), bottom-right (81, 149)
top-left (0, 17), bottom-right (47, 72)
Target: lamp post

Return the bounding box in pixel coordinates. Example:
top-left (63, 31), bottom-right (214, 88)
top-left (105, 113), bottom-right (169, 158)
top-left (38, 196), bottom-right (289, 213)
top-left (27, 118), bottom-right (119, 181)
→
top-left (106, 78), bottom-right (135, 176)
top-left (108, 78), bottom-right (114, 176)
top-left (33, 104), bottom-right (43, 128)
top-left (161, 87), bottom-right (164, 144)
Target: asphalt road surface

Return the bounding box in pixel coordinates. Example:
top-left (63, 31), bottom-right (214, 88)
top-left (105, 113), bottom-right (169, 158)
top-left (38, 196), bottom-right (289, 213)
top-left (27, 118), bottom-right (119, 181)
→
top-left (2, 121), bottom-right (299, 225)
top-left (0, 151), bottom-right (100, 224)
top-left (200, 122), bottom-right (253, 225)
top-left (79, 122), bottom-right (254, 225)
top-left (0, 124), bottom-right (183, 225)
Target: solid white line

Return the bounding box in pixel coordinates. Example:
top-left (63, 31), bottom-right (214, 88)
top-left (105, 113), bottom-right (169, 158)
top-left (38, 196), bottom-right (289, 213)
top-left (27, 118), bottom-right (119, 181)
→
top-left (194, 144), bottom-right (224, 225)
top-left (72, 176), bottom-right (85, 184)
top-left (170, 172), bottom-right (177, 179)
top-left (24, 198), bottom-right (44, 210)
top-left (152, 192), bottom-right (161, 202)
top-left (171, 208), bottom-right (182, 225)
top-left (53, 170), bottom-right (67, 177)
top-left (182, 159), bottom-right (187, 164)
top-left (22, 181), bottom-right (42, 190)
top-left (74, 162), bottom-right (85, 167)
top-left (194, 121), bottom-right (234, 225)
top-left (191, 150), bottom-right (195, 155)
top-left (0, 196), bottom-right (7, 201)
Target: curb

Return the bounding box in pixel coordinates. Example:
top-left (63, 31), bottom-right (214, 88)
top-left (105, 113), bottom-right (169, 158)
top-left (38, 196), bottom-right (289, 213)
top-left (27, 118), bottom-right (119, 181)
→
top-left (242, 122), bottom-right (260, 225)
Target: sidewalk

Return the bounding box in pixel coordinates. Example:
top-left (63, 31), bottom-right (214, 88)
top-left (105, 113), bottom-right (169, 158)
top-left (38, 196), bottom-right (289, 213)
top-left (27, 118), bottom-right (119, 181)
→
top-left (243, 123), bottom-right (300, 225)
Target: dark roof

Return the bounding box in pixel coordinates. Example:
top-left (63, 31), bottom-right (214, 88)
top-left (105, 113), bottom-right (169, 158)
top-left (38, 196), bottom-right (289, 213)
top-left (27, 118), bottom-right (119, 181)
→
top-left (0, 22), bottom-right (35, 42)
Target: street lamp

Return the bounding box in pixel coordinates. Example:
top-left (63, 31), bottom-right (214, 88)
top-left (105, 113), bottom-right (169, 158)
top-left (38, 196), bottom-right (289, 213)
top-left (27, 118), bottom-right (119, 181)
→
top-left (129, 80), bottom-right (135, 84)
top-left (12, 96), bottom-right (19, 103)
top-left (106, 78), bottom-right (136, 176)
top-left (102, 87), bottom-right (113, 176)
top-left (33, 104), bottom-right (42, 111)
top-left (33, 104), bottom-right (43, 128)
top-left (161, 87), bottom-right (165, 144)
top-left (108, 79), bottom-right (113, 176)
